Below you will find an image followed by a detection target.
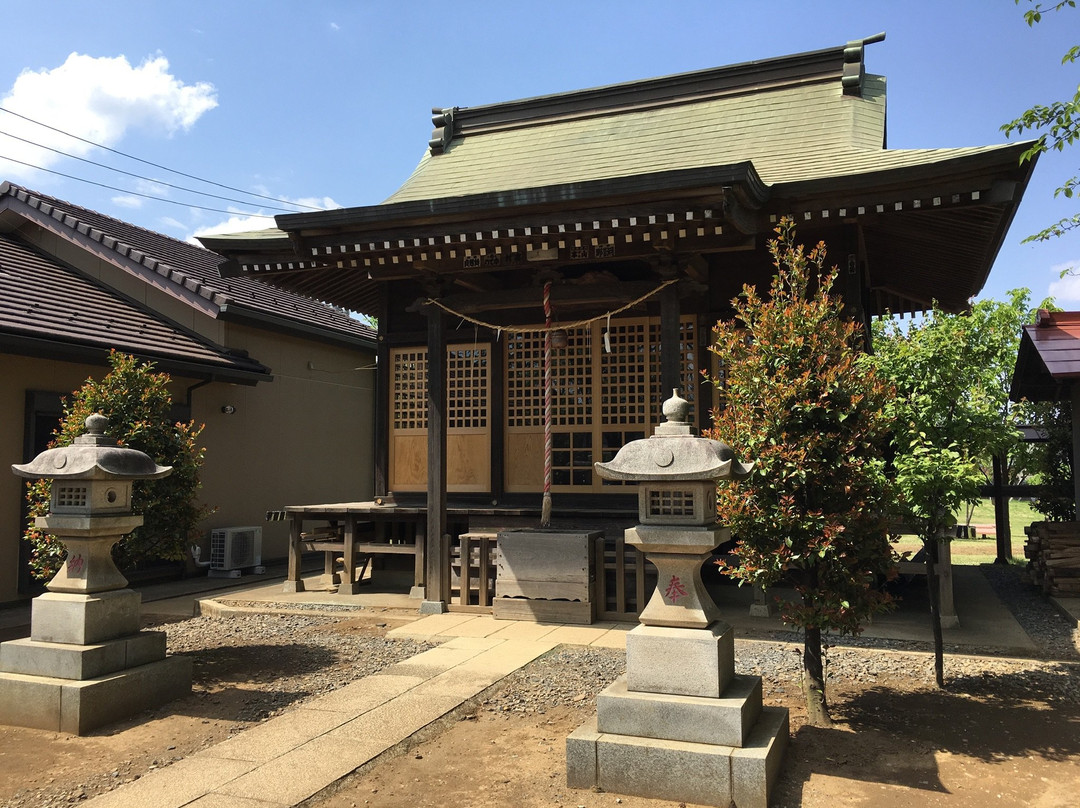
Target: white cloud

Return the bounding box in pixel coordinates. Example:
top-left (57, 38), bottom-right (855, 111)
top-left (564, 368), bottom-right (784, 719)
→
top-left (186, 196), bottom-right (342, 245)
top-left (330, 22), bottom-right (340, 31)
top-left (111, 178), bottom-right (171, 209)
top-left (0, 52), bottom-right (216, 181)
top-left (289, 196), bottom-right (340, 211)
top-left (110, 194), bottom-right (143, 208)
top-left (1047, 260), bottom-right (1080, 304)
top-left (157, 216), bottom-right (187, 233)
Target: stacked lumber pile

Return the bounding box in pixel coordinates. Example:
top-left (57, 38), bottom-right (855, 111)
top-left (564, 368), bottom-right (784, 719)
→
top-left (1025, 522), bottom-right (1080, 596)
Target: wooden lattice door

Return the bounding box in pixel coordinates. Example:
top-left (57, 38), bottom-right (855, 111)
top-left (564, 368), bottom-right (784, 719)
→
top-left (389, 344), bottom-right (491, 492)
top-left (504, 316), bottom-right (697, 493)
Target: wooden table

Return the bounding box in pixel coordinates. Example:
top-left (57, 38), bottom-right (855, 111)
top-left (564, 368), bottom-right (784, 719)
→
top-left (283, 502), bottom-right (426, 595)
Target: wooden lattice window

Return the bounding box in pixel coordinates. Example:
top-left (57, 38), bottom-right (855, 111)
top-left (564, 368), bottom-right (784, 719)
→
top-left (649, 319), bottom-right (697, 424)
top-left (553, 327), bottom-right (592, 426)
top-left (392, 349), bottom-right (428, 430)
top-left (600, 321), bottom-right (648, 425)
top-left (448, 347), bottom-right (488, 428)
top-left (551, 430), bottom-right (594, 487)
top-left (506, 331), bottom-right (544, 428)
top-left (504, 315), bottom-right (697, 493)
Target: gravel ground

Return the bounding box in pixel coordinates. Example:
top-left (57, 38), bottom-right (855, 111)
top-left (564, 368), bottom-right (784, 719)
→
top-left (162, 611), bottom-right (436, 724)
top-left (201, 565), bottom-right (1080, 720)
top-left (480, 564), bottom-right (1080, 716)
top-left (482, 634), bottom-right (1080, 720)
top-left (981, 563), bottom-right (1080, 659)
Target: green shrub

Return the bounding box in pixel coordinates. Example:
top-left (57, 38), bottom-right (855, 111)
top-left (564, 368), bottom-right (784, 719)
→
top-left (24, 351), bottom-right (211, 579)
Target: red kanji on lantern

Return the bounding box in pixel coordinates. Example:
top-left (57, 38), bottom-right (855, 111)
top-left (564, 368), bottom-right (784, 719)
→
top-left (67, 553), bottom-right (86, 576)
top-left (664, 575), bottom-right (687, 602)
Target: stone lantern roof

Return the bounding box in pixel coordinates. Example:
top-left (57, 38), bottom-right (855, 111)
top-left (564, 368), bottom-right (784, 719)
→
top-left (594, 391), bottom-right (752, 482)
top-left (12, 413), bottom-right (172, 481)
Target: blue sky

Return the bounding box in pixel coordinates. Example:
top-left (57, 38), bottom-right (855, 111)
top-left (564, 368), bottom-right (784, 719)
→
top-left (2, 0), bottom-right (1077, 308)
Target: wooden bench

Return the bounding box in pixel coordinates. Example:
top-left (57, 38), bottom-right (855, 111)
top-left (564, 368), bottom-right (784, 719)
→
top-left (300, 521), bottom-right (422, 591)
top-left (283, 505), bottom-right (427, 596)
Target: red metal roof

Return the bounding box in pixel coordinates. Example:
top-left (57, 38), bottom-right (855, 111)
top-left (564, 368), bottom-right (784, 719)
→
top-left (1011, 311), bottom-right (1080, 402)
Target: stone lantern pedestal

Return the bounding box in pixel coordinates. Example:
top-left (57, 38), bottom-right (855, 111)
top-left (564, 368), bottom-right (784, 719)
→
top-left (566, 392), bottom-right (788, 808)
top-left (0, 414), bottom-right (192, 735)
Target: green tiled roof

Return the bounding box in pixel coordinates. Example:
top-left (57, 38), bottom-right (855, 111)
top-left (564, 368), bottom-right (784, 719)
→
top-left (385, 74), bottom-right (1008, 205)
top-left (198, 41), bottom-right (1036, 319)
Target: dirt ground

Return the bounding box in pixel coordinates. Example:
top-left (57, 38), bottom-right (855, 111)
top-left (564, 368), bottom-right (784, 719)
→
top-left (311, 668), bottom-right (1080, 808)
top-left (1, 612), bottom-right (1078, 808)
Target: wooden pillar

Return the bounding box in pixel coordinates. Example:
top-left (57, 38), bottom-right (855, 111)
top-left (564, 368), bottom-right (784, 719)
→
top-left (339, 515), bottom-right (359, 595)
top-left (374, 303), bottom-right (389, 499)
top-left (937, 537), bottom-right (958, 629)
top-left (660, 284), bottom-right (682, 398)
top-left (1072, 384), bottom-right (1080, 520)
top-left (993, 453), bottom-right (1012, 563)
top-left (423, 306), bottom-right (448, 611)
top-left (283, 514), bottom-right (305, 594)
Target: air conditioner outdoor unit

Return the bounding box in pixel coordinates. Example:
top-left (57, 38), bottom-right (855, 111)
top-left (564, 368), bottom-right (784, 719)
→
top-left (209, 526), bottom-right (263, 575)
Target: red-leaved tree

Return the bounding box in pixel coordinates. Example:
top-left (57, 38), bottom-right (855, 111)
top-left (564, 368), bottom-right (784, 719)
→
top-left (708, 219), bottom-right (896, 726)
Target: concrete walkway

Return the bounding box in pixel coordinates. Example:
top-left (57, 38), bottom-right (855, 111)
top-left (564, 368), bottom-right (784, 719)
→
top-left (84, 632), bottom-right (562, 808)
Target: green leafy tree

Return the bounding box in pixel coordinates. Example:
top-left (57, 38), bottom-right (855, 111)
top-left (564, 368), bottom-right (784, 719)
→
top-left (24, 351), bottom-right (211, 580)
top-left (1027, 399), bottom-right (1076, 520)
top-left (962, 292), bottom-right (1045, 528)
top-left (709, 219), bottom-right (896, 727)
top-left (869, 305), bottom-right (1019, 686)
top-left (1002, 0), bottom-right (1080, 242)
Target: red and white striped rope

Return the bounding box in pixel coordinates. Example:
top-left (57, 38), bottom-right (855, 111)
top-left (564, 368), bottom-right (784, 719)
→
top-left (542, 281), bottom-right (553, 523)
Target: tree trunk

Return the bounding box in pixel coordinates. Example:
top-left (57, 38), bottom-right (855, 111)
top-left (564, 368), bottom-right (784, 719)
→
top-left (924, 537), bottom-right (945, 687)
top-left (802, 626), bottom-right (832, 727)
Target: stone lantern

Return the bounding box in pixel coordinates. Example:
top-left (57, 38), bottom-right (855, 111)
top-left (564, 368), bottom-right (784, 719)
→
top-left (14, 412), bottom-right (172, 594)
top-left (0, 414), bottom-right (192, 735)
top-left (566, 391), bottom-right (788, 808)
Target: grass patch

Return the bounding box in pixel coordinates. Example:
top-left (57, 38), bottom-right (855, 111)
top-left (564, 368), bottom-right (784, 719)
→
top-left (892, 538), bottom-right (1020, 566)
top-left (892, 497), bottom-right (1040, 566)
top-left (956, 498), bottom-right (1040, 534)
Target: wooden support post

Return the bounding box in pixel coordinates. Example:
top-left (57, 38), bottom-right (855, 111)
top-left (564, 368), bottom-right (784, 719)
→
top-left (374, 305), bottom-right (390, 499)
top-left (423, 306), bottom-right (448, 612)
top-left (660, 283), bottom-right (681, 398)
top-left (993, 453), bottom-right (1012, 563)
top-left (749, 583), bottom-right (775, 617)
top-left (411, 516), bottom-right (426, 598)
top-left (937, 538), bottom-right (958, 629)
top-left (284, 514), bottom-right (305, 594)
top-left (339, 515), bottom-right (359, 595)
top-left (1072, 384), bottom-right (1080, 520)
top-left (489, 334), bottom-right (505, 502)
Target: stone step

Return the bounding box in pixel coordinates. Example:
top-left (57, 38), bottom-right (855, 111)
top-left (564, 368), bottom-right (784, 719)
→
top-left (0, 655), bottom-right (191, 734)
top-left (0, 631), bottom-right (166, 680)
top-left (567, 705), bottom-right (789, 808)
top-left (597, 673), bottom-right (762, 747)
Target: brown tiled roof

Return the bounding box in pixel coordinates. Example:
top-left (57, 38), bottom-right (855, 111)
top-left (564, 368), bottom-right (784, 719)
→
top-left (1011, 311), bottom-right (1080, 402)
top-left (0, 182), bottom-right (375, 347)
top-left (0, 232), bottom-right (270, 382)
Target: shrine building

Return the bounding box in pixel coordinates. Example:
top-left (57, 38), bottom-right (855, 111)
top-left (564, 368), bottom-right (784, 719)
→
top-left (200, 37), bottom-right (1035, 613)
